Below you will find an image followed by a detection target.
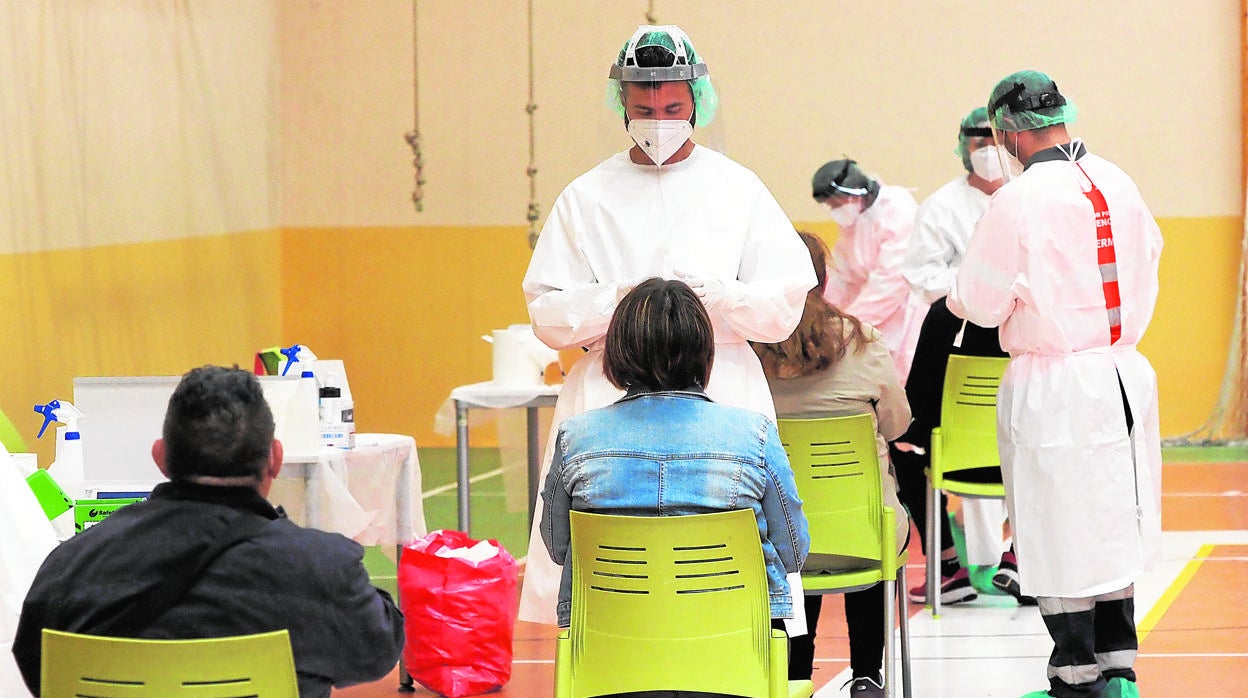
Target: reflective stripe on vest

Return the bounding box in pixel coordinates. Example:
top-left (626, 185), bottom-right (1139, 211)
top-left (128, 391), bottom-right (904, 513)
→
top-left (1076, 163), bottom-right (1122, 344)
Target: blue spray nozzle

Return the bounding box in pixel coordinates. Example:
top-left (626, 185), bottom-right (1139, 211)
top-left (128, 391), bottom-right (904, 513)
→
top-left (33, 400), bottom-right (62, 439)
top-left (280, 344), bottom-right (303, 376)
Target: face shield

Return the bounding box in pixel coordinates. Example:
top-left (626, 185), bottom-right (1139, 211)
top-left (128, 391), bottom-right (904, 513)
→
top-left (811, 159), bottom-right (873, 227)
top-left (603, 25), bottom-right (724, 165)
top-left (962, 124), bottom-right (1007, 184)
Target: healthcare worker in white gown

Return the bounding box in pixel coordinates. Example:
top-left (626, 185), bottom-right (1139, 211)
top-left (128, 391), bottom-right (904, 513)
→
top-left (810, 159), bottom-right (927, 382)
top-left (897, 106), bottom-right (1017, 600)
top-left (948, 71), bottom-right (1161, 698)
top-left (519, 25), bottom-right (816, 624)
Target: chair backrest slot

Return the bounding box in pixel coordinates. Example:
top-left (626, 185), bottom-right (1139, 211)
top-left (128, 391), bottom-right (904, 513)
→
top-left (41, 628), bottom-right (297, 697)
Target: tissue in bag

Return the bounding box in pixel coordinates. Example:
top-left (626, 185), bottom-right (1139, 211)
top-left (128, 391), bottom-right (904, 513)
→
top-left (399, 530), bottom-right (518, 697)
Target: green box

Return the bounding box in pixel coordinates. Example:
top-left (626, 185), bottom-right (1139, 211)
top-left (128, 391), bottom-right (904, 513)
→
top-left (74, 498), bottom-right (144, 534)
top-left (26, 469), bottom-right (73, 521)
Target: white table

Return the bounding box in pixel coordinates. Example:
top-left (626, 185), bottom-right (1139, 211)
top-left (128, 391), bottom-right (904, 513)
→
top-left (85, 433), bottom-right (425, 548)
top-left (438, 382), bottom-right (560, 533)
top-left (271, 433), bottom-right (425, 547)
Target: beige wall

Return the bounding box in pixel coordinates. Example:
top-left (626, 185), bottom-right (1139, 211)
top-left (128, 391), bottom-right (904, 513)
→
top-left (279, 1), bottom-right (1240, 227)
top-left (276, 1), bottom-right (1243, 446)
top-left (3, 3), bottom-right (1240, 464)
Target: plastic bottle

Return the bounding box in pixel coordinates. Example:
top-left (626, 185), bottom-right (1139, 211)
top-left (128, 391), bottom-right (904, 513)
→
top-left (32, 399), bottom-right (85, 539)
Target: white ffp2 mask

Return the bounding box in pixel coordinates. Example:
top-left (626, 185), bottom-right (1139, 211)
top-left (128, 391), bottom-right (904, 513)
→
top-left (827, 200), bottom-right (862, 227)
top-left (970, 146), bottom-right (1005, 183)
top-left (627, 119), bottom-right (693, 165)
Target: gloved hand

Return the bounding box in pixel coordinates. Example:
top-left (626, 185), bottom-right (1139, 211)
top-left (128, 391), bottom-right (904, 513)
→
top-left (676, 273), bottom-right (727, 310)
top-left (614, 277), bottom-right (647, 303)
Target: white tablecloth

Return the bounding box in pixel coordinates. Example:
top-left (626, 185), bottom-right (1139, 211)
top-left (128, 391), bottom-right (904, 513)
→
top-left (270, 433), bottom-right (425, 548)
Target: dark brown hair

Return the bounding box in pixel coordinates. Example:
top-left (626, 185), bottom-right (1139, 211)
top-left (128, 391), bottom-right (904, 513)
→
top-left (751, 231), bottom-right (868, 379)
top-left (604, 278), bottom-right (714, 391)
top-left (162, 365), bottom-right (275, 480)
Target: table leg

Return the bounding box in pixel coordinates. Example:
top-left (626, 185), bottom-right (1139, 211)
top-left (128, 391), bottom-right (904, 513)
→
top-left (526, 406), bottom-right (541, 527)
top-left (304, 463), bottom-right (320, 529)
top-left (455, 400), bottom-right (471, 533)
top-left (396, 539), bottom-right (414, 691)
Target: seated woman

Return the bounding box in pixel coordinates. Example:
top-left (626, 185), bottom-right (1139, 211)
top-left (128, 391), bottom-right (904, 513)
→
top-left (539, 277), bottom-right (811, 639)
top-left (751, 231), bottom-right (911, 698)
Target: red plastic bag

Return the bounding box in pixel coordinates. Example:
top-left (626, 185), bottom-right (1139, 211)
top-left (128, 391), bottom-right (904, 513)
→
top-left (399, 529), bottom-right (519, 697)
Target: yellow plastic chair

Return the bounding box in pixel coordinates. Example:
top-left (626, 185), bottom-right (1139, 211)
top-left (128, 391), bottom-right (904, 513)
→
top-left (554, 508), bottom-right (813, 698)
top-left (1, 406), bottom-right (27, 453)
top-left (40, 628), bottom-right (298, 697)
top-left (925, 354), bottom-right (1010, 617)
top-left (777, 413), bottom-right (912, 698)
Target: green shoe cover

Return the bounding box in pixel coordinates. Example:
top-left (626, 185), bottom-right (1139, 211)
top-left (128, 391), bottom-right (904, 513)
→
top-left (969, 564), bottom-right (1002, 593)
top-left (1102, 677), bottom-right (1140, 698)
top-left (1019, 691), bottom-right (1053, 698)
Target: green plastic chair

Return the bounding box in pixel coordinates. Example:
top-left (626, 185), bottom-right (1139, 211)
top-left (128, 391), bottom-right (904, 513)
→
top-left (777, 412), bottom-right (912, 698)
top-left (554, 508), bottom-right (813, 698)
top-left (0, 406), bottom-right (27, 453)
top-left (41, 628), bottom-right (298, 697)
top-left (926, 354), bottom-right (1010, 617)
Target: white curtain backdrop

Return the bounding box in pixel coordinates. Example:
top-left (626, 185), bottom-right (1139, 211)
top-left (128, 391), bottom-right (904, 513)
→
top-left (0, 0), bottom-right (277, 256)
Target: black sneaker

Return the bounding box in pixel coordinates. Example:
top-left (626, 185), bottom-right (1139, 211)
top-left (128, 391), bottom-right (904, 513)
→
top-left (844, 675), bottom-right (885, 697)
top-left (908, 566), bottom-right (978, 604)
top-left (992, 551), bottom-right (1038, 606)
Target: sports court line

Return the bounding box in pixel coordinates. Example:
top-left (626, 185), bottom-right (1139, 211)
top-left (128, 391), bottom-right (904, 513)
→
top-left (421, 467), bottom-right (504, 498)
top-left (1138, 542), bottom-right (1213, 642)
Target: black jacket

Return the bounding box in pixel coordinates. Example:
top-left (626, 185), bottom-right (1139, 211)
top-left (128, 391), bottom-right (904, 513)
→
top-left (13, 479), bottom-right (404, 697)
top-left (899, 295), bottom-right (1008, 449)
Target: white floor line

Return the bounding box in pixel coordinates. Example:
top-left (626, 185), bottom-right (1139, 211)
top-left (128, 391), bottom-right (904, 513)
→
top-left (421, 467), bottom-right (504, 498)
top-left (814, 530), bottom-right (1248, 697)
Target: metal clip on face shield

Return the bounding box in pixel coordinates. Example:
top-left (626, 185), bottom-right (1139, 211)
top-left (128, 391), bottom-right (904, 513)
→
top-left (987, 82), bottom-right (1067, 180)
top-left (608, 25), bottom-right (709, 83)
top-left (989, 81), bottom-right (1067, 121)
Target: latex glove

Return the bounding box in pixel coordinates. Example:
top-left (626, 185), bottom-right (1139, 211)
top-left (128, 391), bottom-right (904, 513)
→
top-left (677, 274), bottom-right (727, 310)
top-left (614, 277), bottom-right (647, 303)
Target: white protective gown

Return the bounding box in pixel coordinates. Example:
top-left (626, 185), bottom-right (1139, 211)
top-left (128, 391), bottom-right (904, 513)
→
top-left (519, 144), bottom-right (816, 624)
top-left (902, 175), bottom-right (992, 305)
top-left (904, 174), bottom-right (1007, 565)
top-left (824, 184), bottom-right (928, 381)
top-left (947, 145), bottom-right (1163, 599)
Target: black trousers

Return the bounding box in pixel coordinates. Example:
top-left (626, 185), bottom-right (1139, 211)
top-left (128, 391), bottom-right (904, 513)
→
top-left (891, 443), bottom-right (1002, 556)
top-left (1037, 587), bottom-right (1138, 697)
top-left (788, 584), bottom-right (886, 681)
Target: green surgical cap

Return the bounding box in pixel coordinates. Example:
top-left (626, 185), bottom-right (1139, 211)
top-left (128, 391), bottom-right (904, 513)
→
top-left (956, 106), bottom-right (990, 172)
top-left (605, 25), bottom-right (719, 127)
top-left (988, 70), bottom-right (1078, 133)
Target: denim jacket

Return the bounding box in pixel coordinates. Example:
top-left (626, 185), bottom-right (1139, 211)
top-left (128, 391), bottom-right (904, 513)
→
top-left (540, 388), bottom-right (810, 627)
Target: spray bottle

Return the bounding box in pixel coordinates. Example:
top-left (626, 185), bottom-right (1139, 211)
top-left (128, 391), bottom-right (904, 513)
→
top-left (33, 399), bottom-right (85, 539)
top-left (279, 343), bottom-right (318, 377)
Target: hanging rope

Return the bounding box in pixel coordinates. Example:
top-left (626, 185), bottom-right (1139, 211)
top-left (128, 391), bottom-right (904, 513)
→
top-left (404, 0), bottom-right (426, 212)
top-left (525, 0), bottom-right (540, 247)
top-left (645, 0), bottom-right (657, 24)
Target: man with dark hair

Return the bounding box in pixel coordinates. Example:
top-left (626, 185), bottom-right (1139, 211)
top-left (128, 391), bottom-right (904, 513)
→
top-left (13, 365), bottom-right (404, 698)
